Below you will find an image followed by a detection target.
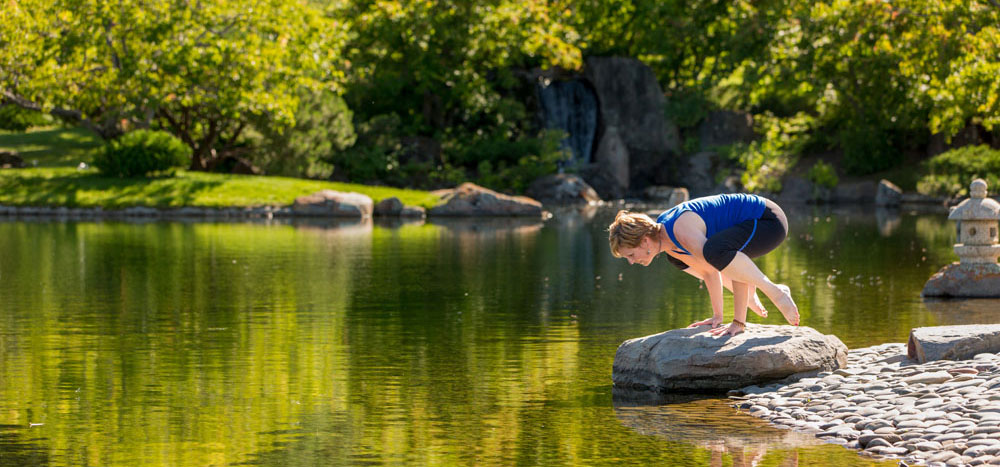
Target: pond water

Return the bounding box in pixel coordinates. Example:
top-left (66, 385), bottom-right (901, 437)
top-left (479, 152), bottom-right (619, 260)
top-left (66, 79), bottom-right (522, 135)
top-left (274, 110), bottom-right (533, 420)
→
top-left (1, 204), bottom-right (994, 466)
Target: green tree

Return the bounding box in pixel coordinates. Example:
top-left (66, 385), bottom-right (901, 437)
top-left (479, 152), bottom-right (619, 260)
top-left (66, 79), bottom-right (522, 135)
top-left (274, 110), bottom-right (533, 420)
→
top-left (0, 0), bottom-right (347, 170)
top-left (331, 0), bottom-right (580, 136)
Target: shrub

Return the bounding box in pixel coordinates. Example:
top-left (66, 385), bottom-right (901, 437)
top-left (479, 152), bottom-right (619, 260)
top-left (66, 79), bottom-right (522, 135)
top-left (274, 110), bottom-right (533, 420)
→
top-left (724, 112), bottom-right (814, 194)
top-left (93, 129), bottom-right (191, 177)
top-left (470, 130), bottom-right (568, 193)
top-left (806, 160), bottom-right (839, 189)
top-left (326, 113), bottom-right (405, 183)
top-left (248, 90), bottom-right (356, 178)
top-left (0, 104), bottom-right (50, 132)
top-left (664, 91), bottom-right (710, 129)
top-left (839, 123), bottom-right (900, 175)
top-left (917, 145), bottom-right (1000, 197)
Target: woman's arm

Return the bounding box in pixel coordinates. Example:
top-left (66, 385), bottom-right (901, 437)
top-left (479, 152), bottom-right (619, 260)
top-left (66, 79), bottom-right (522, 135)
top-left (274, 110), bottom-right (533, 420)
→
top-left (671, 215), bottom-right (727, 328)
top-left (685, 268), bottom-right (768, 317)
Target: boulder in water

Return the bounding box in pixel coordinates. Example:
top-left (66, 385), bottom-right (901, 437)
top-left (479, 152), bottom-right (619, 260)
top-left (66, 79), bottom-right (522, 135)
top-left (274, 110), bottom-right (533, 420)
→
top-left (613, 324), bottom-right (848, 392)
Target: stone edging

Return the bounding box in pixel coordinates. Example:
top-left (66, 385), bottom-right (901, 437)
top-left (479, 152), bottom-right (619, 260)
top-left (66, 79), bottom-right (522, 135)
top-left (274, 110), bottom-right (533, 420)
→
top-left (0, 204), bottom-right (558, 220)
top-left (730, 343), bottom-right (1000, 465)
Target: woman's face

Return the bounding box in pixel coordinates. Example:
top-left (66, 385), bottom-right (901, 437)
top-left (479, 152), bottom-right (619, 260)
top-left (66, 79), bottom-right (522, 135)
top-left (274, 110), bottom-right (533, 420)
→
top-left (619, 236), bottom-right (657, 267)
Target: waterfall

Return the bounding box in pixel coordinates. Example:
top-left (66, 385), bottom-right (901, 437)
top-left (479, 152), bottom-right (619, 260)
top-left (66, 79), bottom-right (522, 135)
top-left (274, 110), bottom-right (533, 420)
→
top-left (536, 79), bottom-right (598, 166)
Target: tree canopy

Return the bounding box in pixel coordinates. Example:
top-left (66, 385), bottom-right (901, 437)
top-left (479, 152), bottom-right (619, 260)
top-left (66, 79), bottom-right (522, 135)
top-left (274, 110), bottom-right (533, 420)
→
top-left (3, 0), bottom-right (1000, 187)
top-left (1, 0), bottom-right (347, 169)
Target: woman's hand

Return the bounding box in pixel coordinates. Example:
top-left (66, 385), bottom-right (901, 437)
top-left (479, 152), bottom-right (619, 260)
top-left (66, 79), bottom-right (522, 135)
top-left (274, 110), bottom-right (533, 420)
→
top-left (709, 321), bottom-right (745, 336)
top-left (688, 316), bottom-right (723, 328)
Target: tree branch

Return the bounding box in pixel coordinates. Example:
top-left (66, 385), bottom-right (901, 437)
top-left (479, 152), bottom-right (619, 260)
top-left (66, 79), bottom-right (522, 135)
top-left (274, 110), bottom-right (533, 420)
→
top-left (1, 89), bottom-right (112, 138)
top-left (102, 19), bottom-right (123, 71)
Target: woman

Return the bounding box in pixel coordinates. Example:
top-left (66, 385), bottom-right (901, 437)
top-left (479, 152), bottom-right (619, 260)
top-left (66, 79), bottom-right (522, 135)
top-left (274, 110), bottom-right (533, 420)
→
top-left (608, 193), bottom-right (799, 336)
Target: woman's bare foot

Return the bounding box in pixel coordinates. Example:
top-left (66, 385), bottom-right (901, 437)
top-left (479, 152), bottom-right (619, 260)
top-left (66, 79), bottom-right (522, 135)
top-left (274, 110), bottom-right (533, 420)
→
top-left (750, 292), bottom-right (768, 318)
top-left (774, 284), bottom-right (800, 325)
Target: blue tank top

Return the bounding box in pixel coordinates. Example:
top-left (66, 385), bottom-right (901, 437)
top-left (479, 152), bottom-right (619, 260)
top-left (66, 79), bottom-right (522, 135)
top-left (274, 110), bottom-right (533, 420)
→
top-left (656, 194), bottom-right (766, 255)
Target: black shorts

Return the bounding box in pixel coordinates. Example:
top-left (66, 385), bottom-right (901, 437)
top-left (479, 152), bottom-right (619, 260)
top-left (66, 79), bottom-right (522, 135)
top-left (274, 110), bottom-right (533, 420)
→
top-left (664, 206), bottom-right (788, 272)
top-left (701, 206), bottom-right (787, 271)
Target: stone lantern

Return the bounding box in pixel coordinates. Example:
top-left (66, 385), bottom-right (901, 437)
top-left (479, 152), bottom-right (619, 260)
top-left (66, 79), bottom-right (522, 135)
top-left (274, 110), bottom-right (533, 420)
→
top-left (923, 179), bottom-right (1000, 297)
top-left (949, 179), bottom-right (1000, 263)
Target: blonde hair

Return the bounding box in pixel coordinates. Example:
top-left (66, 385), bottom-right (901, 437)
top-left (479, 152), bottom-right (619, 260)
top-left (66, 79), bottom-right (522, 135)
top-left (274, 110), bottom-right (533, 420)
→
top-left (608, 210), bottom-right (660, 258)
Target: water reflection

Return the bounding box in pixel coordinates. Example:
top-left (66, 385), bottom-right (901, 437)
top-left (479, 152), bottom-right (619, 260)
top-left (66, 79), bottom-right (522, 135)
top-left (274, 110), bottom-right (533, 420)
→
top-left (612, 392), bottom-right (819, 449)
top-left (922, 298), bottom-right (1000, 324)
top-left (0, 208), bottom-right (968, 466)
top-left (428, 216), bottom-right (544, 234)
top-left (611, 392), bottom-right (893, 467)
top-left (875, 207), bottom-right (901, 237)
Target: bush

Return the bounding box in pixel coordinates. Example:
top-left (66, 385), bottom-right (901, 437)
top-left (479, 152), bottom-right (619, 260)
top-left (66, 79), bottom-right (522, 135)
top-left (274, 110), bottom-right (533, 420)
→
top-left (469, 130), bottom-right (568, 193)
top-left (93, 129), bottom-right (191, 177)
top-left (248, 90), bottom-right (356, 178)
top-left (0, 104), bottom-right (50, 132)
top-left (327, 113), bottom-right (405, 183)
top-left (807, 160), bottom-right (839, 189)
top-left (664, 91), bottom-right (710, 129)
top-left (723, 112), bottom-right (814, 194)
top-left (839, 123), bottom-right (900, 175)
top-left (917, 145), bottom-right (1000, 197)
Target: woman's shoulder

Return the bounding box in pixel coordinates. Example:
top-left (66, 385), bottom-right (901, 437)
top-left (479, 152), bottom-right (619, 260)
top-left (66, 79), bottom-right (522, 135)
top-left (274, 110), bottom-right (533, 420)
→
top-left (655, 203), bottom-right (689, 224)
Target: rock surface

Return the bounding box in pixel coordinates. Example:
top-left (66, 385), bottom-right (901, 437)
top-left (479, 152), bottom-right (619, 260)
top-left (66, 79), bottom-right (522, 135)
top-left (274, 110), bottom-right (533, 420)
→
top-left (697, 110), bottom-right (755, 152)
top-left (731, 342), bottom-right (1000, 466)
top-left (834, 180), bottom-right (878, 204)
top-left (0, 151), bottom-right (24, 169)
top-left (922, 262), bottom-right (1000, 297)
top-left (682, 151), bottom-right (720, 197)
top-left (292, 190), bottom-right (374, 218)
top-left (613, 324), bottom-right (848, 392)
top-left (642, 186), bottom-right (688, 207)
top-left (876, 179), bottom-right (903, 206)
top-left (525, 174), bottom-right (601, 205)
top-left (373, 197), bottom-right (404, 216)
top-left (584, 56), bottom-right (681, 195)
top-left (428, 182), bottom-right (543, 217)
top-left (587, 124), bottom-right (629, 198)
top-left (908, 324), bottom-right (1000, 363)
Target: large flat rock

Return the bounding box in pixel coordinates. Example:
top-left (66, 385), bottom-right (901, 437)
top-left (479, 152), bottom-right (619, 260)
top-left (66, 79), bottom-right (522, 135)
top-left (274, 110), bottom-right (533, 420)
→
top-left (613, 325), bottom-right (848, 392)
top-left (907, 324), bottom-right (1000, 363)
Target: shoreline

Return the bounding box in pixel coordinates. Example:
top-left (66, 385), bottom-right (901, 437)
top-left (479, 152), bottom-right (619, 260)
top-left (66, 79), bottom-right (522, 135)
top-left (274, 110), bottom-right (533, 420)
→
top-left (730, 343), bottom-right (1000, 465)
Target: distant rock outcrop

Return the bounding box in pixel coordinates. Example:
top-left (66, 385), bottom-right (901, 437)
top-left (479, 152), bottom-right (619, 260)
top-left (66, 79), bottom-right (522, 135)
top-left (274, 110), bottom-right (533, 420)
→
top-left (526, 174), bottom-right (601, 205)
top-left (876, 179), bottom-right (903, 206)
top-left (428, 182), bottom-right (543, 217)
top-left (642, 186), bottom-right (689, 208)
top-left (292, 190), bottom-right (374, 218)
top-left (613, 324), bottom-right (848, 392)
top-left (583, 57), bottom-right (681, 197)
top-left (697, 110), bottom-right (756, 152)
top-left (374, 196), bottom-right (426, 218)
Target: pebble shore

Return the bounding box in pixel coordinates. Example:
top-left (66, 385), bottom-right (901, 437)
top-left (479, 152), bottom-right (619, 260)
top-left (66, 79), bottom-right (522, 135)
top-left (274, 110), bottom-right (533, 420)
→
top-left (730, 343), bottom-right (1000, 466)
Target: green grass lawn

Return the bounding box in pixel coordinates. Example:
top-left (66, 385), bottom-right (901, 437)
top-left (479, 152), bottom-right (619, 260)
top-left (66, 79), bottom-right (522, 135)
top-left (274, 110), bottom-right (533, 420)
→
top-left (0, 127), bottom-right (440, 209)
top-left (0, 126), bottom-right (104, 167)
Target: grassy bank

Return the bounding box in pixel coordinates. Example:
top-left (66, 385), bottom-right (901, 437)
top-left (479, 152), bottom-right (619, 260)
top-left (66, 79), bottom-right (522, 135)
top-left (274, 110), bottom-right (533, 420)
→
top-left (0, 128), bottom-right (440, 209)
top-left (0, 168), bottom-right (441, 209)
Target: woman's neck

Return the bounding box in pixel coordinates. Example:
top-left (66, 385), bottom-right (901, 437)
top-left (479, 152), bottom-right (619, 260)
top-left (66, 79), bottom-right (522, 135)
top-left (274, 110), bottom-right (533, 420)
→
top-left (657, 224), bottom-right (673, 253)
